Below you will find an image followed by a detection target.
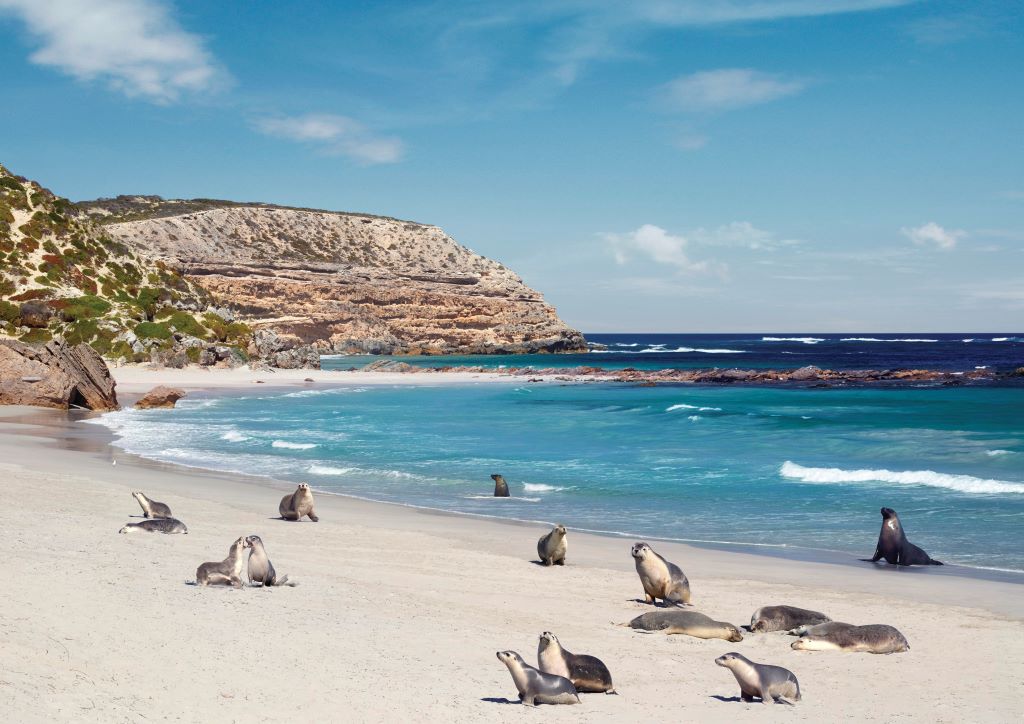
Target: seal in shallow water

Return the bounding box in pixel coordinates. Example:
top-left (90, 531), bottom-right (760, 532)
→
top-left (279, 483), bottom-right (319, 522)
top-left (749, 605), bottom-right (831, 633)
top-left (491, 474), bottom-right (510, 497)
top-left (791, 623), bottom-right (909, 654)
top-left (537, 524), bottom-right (567, 566)
top-left (196, 536), bottom-right (250, 587)
top-left (132, 491), bottom-right (172, 519)
top-left (246, 535), bottom-right (292, 587)
top-left (715, 652), bottom-right (801, 705)
top-left (631, 541), bottom-right (690, 605)
top-left (537, 632), bottom-right (615, 694)
top-left (628, 610), bottom-right (743, 641)
top-left (496, 651), bottom-right (579, 706)
top-left (862, 507), bottom-right (942, 566)
top-left (119, 518), bottom-right (188, 534)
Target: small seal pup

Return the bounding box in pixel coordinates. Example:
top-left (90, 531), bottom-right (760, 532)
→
top-left (750, 605), bottom-right (831, 633)
top-left (628, 610), bottom-right (743, 641)
top-left (119, 518), bottom-right (188, 534)
top-left (787, 621), bottom-right (854, 637)
top-left (246, 535), bottom-right (293, 587)
top-left (132, 491), bottom-right (172, 518)
top-left (196, 536), bottom-right (251, 587)
top-left (491, 474), bottom-right (510, 497)
top-left (279, 483), bottom-right (319, 522)
top-left (537, 632), bottom-right (616, 694)
top-left (496, 651), bottom-right (579, 706)
top-left (791, 624), bottom-right (909, 654)
top-left (631, 542), bottom-right (691, 605)
top-left (862, 507), bottom-right (942, 566)
top-left (537, 524), bottom-right (567, 566)
top-left (715, 652), bottom-right (801, 705)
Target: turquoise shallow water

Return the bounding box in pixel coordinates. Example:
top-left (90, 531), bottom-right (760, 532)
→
top-left (96, 381), bottom-right (1024, 572)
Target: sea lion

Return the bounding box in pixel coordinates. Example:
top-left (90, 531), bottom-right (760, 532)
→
top-left (787, 621), bottom-right (854, 637)
top-left (196, 536), bottom-right (251, 587)
top-left (119, 518), bottom-right (188, 534)
top-left (715, 652), bottom-right (801, 705)
top-left (628, 610), bottom-right (743, 641)
top-left (278, 483), bottom-right (319, 522)
top-left (631, 542), bottom-right (691, 605)
top-left (491, 474), bottom-right (510, 497)
top-left (132, 491), bottom-right (172, 519)
top-left (537, 632), bottom-right (615, 694)
top-left (495, 651), bottom-right (579, 706)
top-left (750, 605), bottom-right (831, 633)
top-left (246, 535), bottom-right (292, 587)
top-left (537, 524), bottom-right (568, 566)
top-left (791, 624), bottom-right (909, 654)
top-left (862, 507), bottom-right (942, 566)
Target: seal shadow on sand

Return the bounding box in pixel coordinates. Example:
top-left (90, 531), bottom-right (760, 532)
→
top-left (481, 697), bottom-right (521, 705)
top-left (529, 560), bottom-right (568, 567)
top-left (626, 598), bottom-right (688, 607)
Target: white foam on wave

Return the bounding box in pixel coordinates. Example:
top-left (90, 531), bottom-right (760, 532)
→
top-left (780, 461), bottom-right (1024, 495)
top-left (840, 337), bottom-right (938, 343)
top-left (666, 403), bottom-right (722, 412)
top-left (522, 483), bottom-right (571, 492)
top-left (272, 440), bottom-right (318, 450)
top-left (687, 415), bottom-right (701, 421)
top-left (463, 495), bottom-right (541, 502)
top-left (762, 337), bottom-right (824, 344)
top-left (221, 431), bottom-right (250, 442)
top-left (307, 464), bottom-right (420, 479)
top-left (308, 464), bottom-right (357, 475)
top-left (986, 450), bottom-right (1015, 457)
top-left (594, 347), bottom-right (744, 354)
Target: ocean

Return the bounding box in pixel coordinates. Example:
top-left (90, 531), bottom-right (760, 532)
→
top-left (95, 334), bottom-right (1024, 573)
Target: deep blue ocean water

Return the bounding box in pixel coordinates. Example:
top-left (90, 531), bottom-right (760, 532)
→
top-left (96, 334), bottom-right (1024, 572)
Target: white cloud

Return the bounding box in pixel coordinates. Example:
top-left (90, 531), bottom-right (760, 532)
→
top-left (901, 222), bottom-right (964, 250)
top-left (692, 221), bottom-right (800, 250)
top-left (255, 114), bottom-right (404, 165)
top-left (0, 0), bottom-right (223, 102)
top-left (635, 0), bottom-right (919, 26)
top-left (661, 69), bottom-right (806, 112)
top-left (603, 224), bottom-right (712, 273)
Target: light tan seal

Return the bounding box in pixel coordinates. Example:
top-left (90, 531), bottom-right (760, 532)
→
top-left (496, 651), bottom-right (579, 706)
top-left (246, 535), bottom-right (294, 587)
top-left (631, 541), bottom-right (690, 605)
top-left (791, 623), bottom-right (909, 654)
top-left (537, 524), bottom-right (567, 566)
top-left (196, 536), bottom-right (251, 587)
top-left (715, 652), bottom-right (801, 705)
top-left (279, 483), bottom-right (319, 522)
top-left (132, 491), bottom-right (172, 519)
top-left (628, 610), bottom-right (743, 641)
top-left (537, 632), bottom-right (615, 694)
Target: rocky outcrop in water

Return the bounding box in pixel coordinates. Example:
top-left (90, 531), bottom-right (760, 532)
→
top-left (0, 338), bottom-right (119, 410)
top-left (134, 385), bottom-right (186, 409)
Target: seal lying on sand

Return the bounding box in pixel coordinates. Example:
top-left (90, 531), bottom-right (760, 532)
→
top-left (631, 542), bottom-right (691, 605)
top-left (491, 474), bottom-right (510, 497)
top-left (279, 483), bottom-right (319, 522)
top-left (715, 652), bottom-right (801, 705)
top-left (496, 651), bottom-right (579, 706)
top-left (537, 632), bottom-right (615, 694)
top-left (132, 491), bottom-right (172, 518)
top-left (628, 610), bottom-right (743, 641)
top-left (862, 507), bottom-right (942, 566)
top-left (791, 623), bottom-right (909, 654)
top-left (196, 536), bottom-right (251, 587)
top-left (787, 621), bottom-right (854, 637)
top-left (537, 524), bottom-right (567, 566)
top-left (750, 606), bottom-right (831, 633)
top-left (246, 535), bottom-right (294, 587)
top-left (119, 518), bottom-right (188, 534)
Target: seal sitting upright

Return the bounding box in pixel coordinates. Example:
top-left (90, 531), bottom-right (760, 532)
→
top-left (537, 632), bottom-right (616, 694)
top-left (631, 542), bottom-right (691, 605)
top-left (491, 474), bottom-right (510, 497)
top-left (496, 651), bottom-right (579, 706)
top-left (246, 535), bottom-right (294, 587)
top-left (196, 536), bottom-right (251, 587)
top-left (279, 483), bottom-right (319, 522)
top-left (132, 491), bottom-right (172, 519)
top-left (862, 507), bottom-right (942, 566)
top-left (715, 652), bottom-right (801, 705)
top-left (537, 524), bottom-right (567, 566)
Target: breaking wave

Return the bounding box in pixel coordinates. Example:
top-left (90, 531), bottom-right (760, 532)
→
top-left (761, 337), bottom-right (824, 344)
top-left (780, 461), bottom-right (1024, 495)
top-left (272, 440), bottom-right (318, 450)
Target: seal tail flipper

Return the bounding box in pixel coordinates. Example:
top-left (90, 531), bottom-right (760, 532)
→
top-left (776, 696), bottom-right (797, 706)
top-left (605, 689), bottom-right (618, 695)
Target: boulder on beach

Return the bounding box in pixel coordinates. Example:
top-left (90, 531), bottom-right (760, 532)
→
top-left (0, 338), bottom-right (119, 411)
top-left (134, 386), bottom-right (187, 409)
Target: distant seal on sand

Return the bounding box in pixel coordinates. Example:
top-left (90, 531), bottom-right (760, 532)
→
top-left (491, 474), bottom-right (510, 497)
top-left (279, 483), bottom-right (319, 522)
top-left (862, 507), bottom-right (943, 566)
top-left (537, 632), bottom-right (615, 694)
top-left (132, 491), bottom-right (172, 519)
top-left (537, 524), bottom-right (567, 566)
top-left (246, 535), bottom-right (292, 587)
top-left (496, 650), bottom-right (579, 706)
top-left (750, 606), bottom-right (831, 633)
top-left (119, 518), bottom-right (188, 534)
top-left (628, 610), bottom-right (743, 641)
top-left (715, 652), bottom-right (801, 705)
top-left (791, 624), bottom-right (909, 654)
top-left (631, 542), bottom-right (691, 605)
top-left (196, 536), bottom-right (251, 587)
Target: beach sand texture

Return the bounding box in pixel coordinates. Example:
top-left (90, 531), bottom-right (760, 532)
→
top-left (0, 404), bottom-right (1022, 723)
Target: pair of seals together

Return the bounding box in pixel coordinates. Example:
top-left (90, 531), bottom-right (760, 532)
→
top-left (121, 492), bottom-right (187, 533)
top-left (497, 633), bottom-right (616, 706)
top-left (279, 483), bottom-right (318, 522)
top-left (863, 507), bottom-right (943, 566)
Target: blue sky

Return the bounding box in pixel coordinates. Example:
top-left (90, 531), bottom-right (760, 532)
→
top-left (1, 0), bottom-right (1021, 332)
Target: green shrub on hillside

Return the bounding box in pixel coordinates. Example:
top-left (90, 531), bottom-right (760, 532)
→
top-left (19, 328), bottom-right (52, 343)
top-left (0, 300), bottom-right (19, 323)
top-left (168, 311), bottom-right (207, 338)
top-left (134, 321), bottom-right (172, 340)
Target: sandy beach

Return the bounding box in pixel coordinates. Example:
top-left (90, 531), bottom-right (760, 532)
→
top-left (1, 373), bottom-right (1022, 722)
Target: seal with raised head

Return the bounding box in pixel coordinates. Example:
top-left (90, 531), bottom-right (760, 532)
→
top-left (791, 623), bottom-right (909, 654)
top-left (132, 491), bottom-right (172, 519)
top-left (628, 610), bottom-right (743, 641)
top-left (862, 507), bottom-right (942, 566)
top-left (246, 535), bottom-right (293, 587)
top-left (496, 650), bottom-right (579, 706)
top-left (119, 518), bottom-right (188, 534)
top-left (537, 632), bottom-right (615, 694)
top-left (196, 536), bottom-right (251, 587)
top-left (279, 483), bottom-right (319, 522)
top-left (631, 541), bottom-right (691, 605)
top-left (537, 524), bottom-right (567, 566)
top-left (715, 652), bottom-right (801, 705)
top-left (750, 605), bottom-right (831, 633)
top-left (491, 474), bottom-right (510, 497)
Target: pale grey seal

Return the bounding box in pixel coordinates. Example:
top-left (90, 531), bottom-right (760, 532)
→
top-left (628, 610), bottom-right (743, 641)
top-left (631, 541), bottom-right (691, 605)
top-left (279, 483), bottom-right (319, 522)
top-left (196, 536), bottom-right (250, 587)
top-left (862, 507), bottom-right (942, 566)
top-left (750, 605), bottom-right (831, 633)
top-left (537, 524), bottom-right (567, 566)
top-left (537, 632), bottom-right (615, 694)
top-left (119, 518), bottom-right (188, 534)
top-left (132, 491), bottom-right (172, 519)
top-left (246, 535), bottom-right (293, 587)
top-left (787, 621), bottom-right (855, 637)
top-left (491, 474), bottom-right (510, 497)
top-left (715, 652), bottom-right (801, 705)
top-left (791, 623), bottom-right (909, 654)
top-left (496, 651), bottom-right (579, 706)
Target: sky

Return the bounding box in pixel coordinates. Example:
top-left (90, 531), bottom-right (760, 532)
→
top-left (1, 0), bottom-right (1022, 333)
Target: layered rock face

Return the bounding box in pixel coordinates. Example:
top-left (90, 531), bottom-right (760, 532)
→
top-left (0, 338), bottom-right (119, 410)
top-left (92, 203), bottom-right (586, 355)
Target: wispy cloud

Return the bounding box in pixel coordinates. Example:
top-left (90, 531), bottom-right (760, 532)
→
top-left (660, 69), bottom-right (806, 112)
top-left (692, 221), bottom-right (801, 250)
top-left (671, 130), bottom-right (710, 151)
top-left (603, 224), bottom-right (713, 273)
top-left (254, 114), bottom-right (404, 164)
top-left (0, 0), bottom-right (224, 103)
top-left (901, 221), bottom-right (964, 250)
